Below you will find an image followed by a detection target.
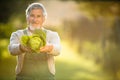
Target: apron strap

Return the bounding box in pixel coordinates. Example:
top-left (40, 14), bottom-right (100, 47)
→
top-left (23, 29), bottom-right (28, 35)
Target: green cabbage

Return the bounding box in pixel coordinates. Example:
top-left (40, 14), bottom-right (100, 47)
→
top-left (20, 29), bottom-right (46, 52)
top-left (20, 35), bottom-right (29, 46)
top-left (33, 29), bottom-right (46, 46)
top-left (28, 36), bottom-right (41, 51)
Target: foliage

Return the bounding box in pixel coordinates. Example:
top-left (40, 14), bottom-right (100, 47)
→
top-left (61, 2), bottom-right (120, 79)
top-left (79, 2), bottom-right (120, 18)
top-left (0, 0), bottom-right (35, 23)
top-left (0, 39), bottom-right (10, 60)
top-left (109, 17), bottom-right (120, 45)
top-left (0, 23), bottom-right (14, 39)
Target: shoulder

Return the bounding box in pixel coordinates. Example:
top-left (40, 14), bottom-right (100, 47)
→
top-left (44, 29), bottom-right (61, 40)
top-left (46, 29), bottom-right (59, 36)
top-left (11, 29), bottom-right (24, 37)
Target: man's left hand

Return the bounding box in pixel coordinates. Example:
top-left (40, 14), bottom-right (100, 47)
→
top-left (40, 45), bottom-right (53, 53)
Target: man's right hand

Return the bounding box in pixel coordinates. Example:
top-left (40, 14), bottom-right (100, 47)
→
top-left (19, 44), bottom-right (32, 53)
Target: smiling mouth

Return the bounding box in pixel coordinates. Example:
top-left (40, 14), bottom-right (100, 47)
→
top-left (31, 23), bottom-right (39, 25)
top-left (32, 22), bottom-right (38, 24)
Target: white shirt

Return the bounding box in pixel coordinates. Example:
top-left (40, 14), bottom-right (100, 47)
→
top-left (8, 27), bottom-right (61, 75)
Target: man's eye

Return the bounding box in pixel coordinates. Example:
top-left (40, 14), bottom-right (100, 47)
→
top-left (37, 15), bottom-right (41, 17)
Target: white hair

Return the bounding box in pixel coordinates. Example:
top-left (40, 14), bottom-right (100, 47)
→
top-left (26, 3), bottom-right (47, 19)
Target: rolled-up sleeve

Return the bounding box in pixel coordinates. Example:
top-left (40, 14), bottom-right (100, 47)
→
top-left (8, 31), bottom-right (23, 56)
top-left (47, 31), bottom-right (61, 56)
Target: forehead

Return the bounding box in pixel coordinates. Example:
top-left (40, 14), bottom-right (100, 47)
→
top-left (30, 8), bottom-right (43, 15)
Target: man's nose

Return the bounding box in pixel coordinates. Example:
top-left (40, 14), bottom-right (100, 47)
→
top-left (33, 17), bottom-right (38, 22)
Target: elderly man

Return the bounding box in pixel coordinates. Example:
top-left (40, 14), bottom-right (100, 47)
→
top-left (8, 2), bottom-right (61, 80)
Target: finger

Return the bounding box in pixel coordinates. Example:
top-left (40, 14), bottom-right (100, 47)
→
top-left (40, 48), bottom-right (45, 51)
top-left (40, 48), bottom-right (46, 53)
top-left (40, 46), bottom-right (45, 50)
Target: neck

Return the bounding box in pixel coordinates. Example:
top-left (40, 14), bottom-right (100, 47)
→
top-left (28, 26), bottom-right (44, 33)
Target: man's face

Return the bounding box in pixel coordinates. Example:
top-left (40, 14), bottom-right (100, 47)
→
top-left (27, 8), bottom-right (45, 28)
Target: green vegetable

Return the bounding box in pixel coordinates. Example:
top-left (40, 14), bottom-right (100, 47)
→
top-left (33, 29), bottom-right (46, 46)
top-left (20, 35), bottom-right (29, 46)
top-left (28, 36), bottom-right (41, 51)
top-left (20, 29), bottom-right (46, 53)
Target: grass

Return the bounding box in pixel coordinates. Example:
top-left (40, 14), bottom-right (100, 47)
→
top-left (55, 41), bottom-right (109, 80)
top-left (0, 58), bottom-right (16, 80)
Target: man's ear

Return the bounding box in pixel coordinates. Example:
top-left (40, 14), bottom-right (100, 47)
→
top-left (26, 17), bottom-right (29, 25)
top-left (42, 16), bottom-right (46, 24)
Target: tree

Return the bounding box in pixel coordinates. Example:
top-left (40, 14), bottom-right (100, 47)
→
top-left (0, 0), bottom-right (35, 23)
top-left (77, 2), bottom-right (120, 80)
top-left (0, 0), bottom-right (36, 39)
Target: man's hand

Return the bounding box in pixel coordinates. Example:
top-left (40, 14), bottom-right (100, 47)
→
top-left (19, 44), bottom-right (32, 53)
top-left (40, 45), bottom-right (53, 53)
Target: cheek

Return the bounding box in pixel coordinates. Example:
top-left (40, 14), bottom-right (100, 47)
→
top-left (38, 19), bottom-right (43, 24)
top-left (27, 18), bottom-right (32, 23)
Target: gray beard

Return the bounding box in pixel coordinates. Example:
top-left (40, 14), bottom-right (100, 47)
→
top-left (29, 26), bottom-right (41, 31)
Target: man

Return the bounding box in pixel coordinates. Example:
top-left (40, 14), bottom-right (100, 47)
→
top-left (8, 2), bottom-right (61, 80)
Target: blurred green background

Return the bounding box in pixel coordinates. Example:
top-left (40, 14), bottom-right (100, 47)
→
top-left (0, 0), bottom-right (120, 80)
